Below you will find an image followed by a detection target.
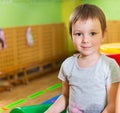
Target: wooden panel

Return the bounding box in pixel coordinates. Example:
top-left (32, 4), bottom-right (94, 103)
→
top-left (40, 24), bottom-right (54, 61)
top-left (0, 23), bottom-right (67, 72)
top-left (103, 21), bottom-right (120, 43)
top-left (52, 23), bottom-right (67, 59)
top-left (0, 28), bottom-right (15, 70)
top-left (16, 26), bottom-right (39, 65)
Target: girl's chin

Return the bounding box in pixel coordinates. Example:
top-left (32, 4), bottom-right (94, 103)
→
top-left (80, 52), bottom-right (95, 56)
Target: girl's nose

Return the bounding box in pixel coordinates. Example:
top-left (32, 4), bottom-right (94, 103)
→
top-left (82, 35), bottom-right (89, 43)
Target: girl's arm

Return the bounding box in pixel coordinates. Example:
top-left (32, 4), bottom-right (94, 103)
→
top-left (102, 82), bottom-right (119, 113)
top-left (116, 82), bottom-right (120, 113)
top-left (44, 81), bottom-right (69, 113)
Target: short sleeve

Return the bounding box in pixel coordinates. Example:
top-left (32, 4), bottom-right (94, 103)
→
top-left (58, 56), bottom-right (75, 82)
top-left (100, 55), bottom-right (120, 86)
top-left (110, 60), bottom-right (120, 83)
top-left (58, 64), bottom-right (67, 82)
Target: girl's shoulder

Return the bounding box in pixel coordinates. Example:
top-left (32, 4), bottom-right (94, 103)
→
top-left (62, 54), bottom-right (78, 66)
top-left (101, 54), bottom-right (119, 66)
top-left (100, 54), bottom-right (120, 74)
top-left (101, 54), bottom-right (120, 83)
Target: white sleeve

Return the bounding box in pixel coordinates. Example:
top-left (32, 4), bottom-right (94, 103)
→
top-left (110, 60), bottom-right (120, 83)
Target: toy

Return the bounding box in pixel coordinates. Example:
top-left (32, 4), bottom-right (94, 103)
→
top-left (10, 94), bottom-right (66, 113)
top-left (100, 43), bottom-right (120, 54)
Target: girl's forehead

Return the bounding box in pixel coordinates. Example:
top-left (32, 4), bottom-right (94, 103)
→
top-left (72, 18), bottom-right (102, 31)
top-left (76, 18), bottom-right (100, 24)
top-left (73, 18), bottom-right (101, 28)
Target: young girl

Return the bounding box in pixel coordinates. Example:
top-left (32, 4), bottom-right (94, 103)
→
top-left (45, 4), bottom-right (120, 113)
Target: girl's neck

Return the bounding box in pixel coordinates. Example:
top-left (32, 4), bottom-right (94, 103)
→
top-left (77, 53), bottom-right (101, 68)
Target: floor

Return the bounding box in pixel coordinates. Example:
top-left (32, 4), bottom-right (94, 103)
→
top-left (0, 70), bottom-right (61, 113)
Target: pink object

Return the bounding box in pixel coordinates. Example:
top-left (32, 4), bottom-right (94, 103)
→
top-left (0, 29), bottom-right (6, 48)
top-left (26, 27), bottom-right (34, 46)
top-left (71, 102), bottom-right (82, 113)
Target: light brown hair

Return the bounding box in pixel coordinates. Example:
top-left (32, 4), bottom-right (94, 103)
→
top-left (69, 4), bottom-right (106, 37)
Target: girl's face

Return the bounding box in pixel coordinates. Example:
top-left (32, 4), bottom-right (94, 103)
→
top-left (72, 18), bottom-right (103, 57)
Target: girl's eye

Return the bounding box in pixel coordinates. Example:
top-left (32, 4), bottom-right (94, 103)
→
top-left (75, 33), bottom-right (82, 36)
top-left (90, 32), bottom-right (96, 36)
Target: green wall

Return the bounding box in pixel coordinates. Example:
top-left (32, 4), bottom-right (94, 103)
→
top-left (82, 0), bottom-right (120, 20)
top-left (61, 0), bottom-right (81, 55)
top-left (0, 1), bottom-right (62, 28)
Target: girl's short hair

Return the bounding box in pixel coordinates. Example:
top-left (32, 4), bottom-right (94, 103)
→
top-left (69, 4), bottom-right (106, 37)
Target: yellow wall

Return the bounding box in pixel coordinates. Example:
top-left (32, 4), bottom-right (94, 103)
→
top-left (61, 0), bottom-right (81, 55)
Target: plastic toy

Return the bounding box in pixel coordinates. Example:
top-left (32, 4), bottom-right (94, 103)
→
top-left (100, 43), bottom-right (120, 54)
top-left (10, 104), bottom-right (66, 113)
top-left (10, 94), bottom-right (66, 113)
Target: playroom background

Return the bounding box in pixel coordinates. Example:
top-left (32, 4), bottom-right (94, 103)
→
top-left (0, 0), bottom-right (120, 113)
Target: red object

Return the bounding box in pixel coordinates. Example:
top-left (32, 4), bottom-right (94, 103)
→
top-left (107, 54), bottom-right (120, 66)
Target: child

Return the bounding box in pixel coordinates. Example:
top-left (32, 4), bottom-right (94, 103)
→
top-left (0, 38), bottom-right (3, 74)
top-left (45, 4), bottom-right (120, 113)
top-left (0, 38), bottom-right (4, 50)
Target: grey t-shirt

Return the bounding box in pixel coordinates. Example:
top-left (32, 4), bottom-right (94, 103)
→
top-left (58, 54), bottom-right (120, 113)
